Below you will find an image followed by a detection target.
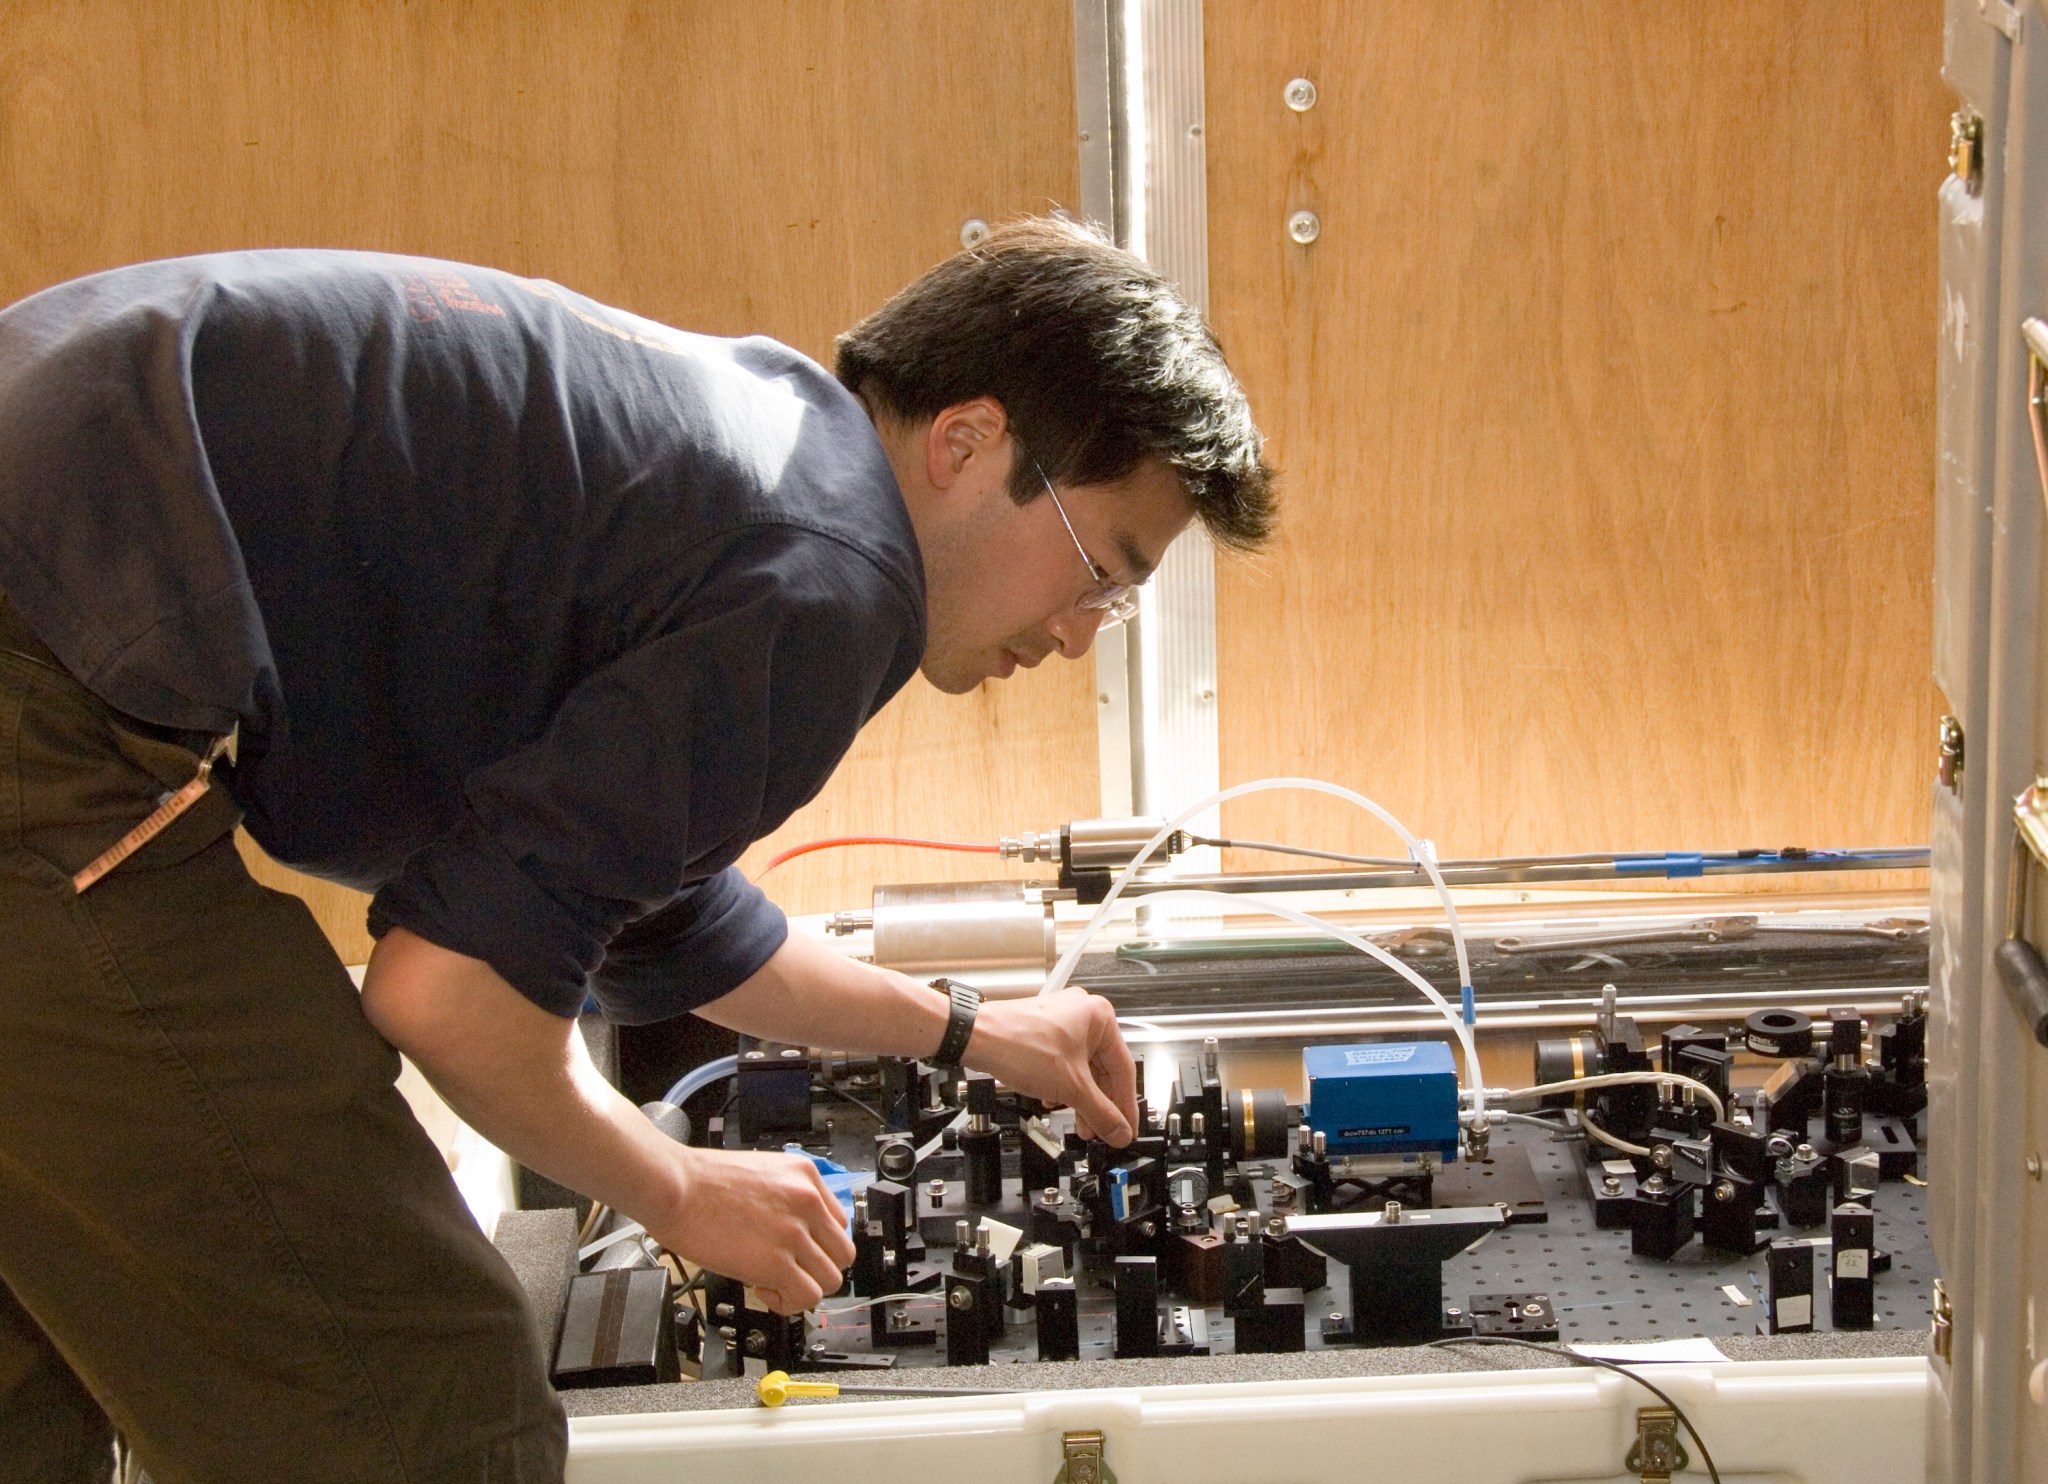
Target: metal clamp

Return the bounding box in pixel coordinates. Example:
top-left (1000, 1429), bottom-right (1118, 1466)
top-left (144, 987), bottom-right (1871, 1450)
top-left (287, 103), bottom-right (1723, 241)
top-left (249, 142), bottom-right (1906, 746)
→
top-left (2026, 319), bottom-right (2048, 518)
top-left (1625, 1407), bottom-right (1687, 1481)
top-left (1998, 783), bottom-right (2048, 1047)
top-left (1054, 1430), bottom-right (1116, 1484)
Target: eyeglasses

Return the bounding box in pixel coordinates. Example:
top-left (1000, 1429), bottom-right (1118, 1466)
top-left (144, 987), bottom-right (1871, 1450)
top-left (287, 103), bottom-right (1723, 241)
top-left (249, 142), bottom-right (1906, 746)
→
top-left (1030, 457), bottom-right (1141, 627)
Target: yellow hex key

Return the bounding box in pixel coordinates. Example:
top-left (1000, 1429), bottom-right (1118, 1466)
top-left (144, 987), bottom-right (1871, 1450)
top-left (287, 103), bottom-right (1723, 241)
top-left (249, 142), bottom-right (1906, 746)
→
top-left (756, 1370), bottom-right (1020, 1408)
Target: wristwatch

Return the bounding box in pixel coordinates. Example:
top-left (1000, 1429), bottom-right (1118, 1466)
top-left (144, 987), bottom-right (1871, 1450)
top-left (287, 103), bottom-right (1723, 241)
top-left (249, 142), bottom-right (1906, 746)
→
top-left (928, 977), bottom-right (982, 1067)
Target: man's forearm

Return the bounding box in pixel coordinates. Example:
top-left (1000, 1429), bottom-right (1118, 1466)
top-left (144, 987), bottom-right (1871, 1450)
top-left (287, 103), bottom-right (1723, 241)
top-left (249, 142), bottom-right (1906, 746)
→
top-left (697, 930), bottom-right (953, 1060)
top-left (701, 932), bottom-right (1137, 1144)
top-left (360, 926), bottom-right (858, 1310)
top-left (360, 926), bottom-right (689, 1228)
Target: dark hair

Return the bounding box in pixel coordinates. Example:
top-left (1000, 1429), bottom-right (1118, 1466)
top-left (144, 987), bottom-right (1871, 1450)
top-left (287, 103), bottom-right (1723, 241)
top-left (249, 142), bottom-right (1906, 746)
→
top-left (835, 216), bottom-right (1274, 550)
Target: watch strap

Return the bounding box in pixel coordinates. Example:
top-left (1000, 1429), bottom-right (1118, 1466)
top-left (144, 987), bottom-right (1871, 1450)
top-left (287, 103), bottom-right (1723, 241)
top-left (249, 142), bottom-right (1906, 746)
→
top-left (929, 978), bottom-right (981, 1066)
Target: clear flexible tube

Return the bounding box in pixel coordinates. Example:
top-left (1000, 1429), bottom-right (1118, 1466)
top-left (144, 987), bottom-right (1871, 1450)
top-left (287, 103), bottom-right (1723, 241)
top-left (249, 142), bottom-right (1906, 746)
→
top-left (663, 1053), bottom-right (739, 1109)
top-left (1038, 777), bottom-right (1481, 1117)
top-left (1498, 1071), bottom-right (1727, 1125)
top-left (1089, 887), bottom-right (1481, 1093)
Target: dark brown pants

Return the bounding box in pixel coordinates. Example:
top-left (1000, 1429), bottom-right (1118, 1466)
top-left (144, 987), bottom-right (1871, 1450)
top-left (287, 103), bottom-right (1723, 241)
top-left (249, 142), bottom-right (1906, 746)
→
top-left (0, 599), bottom-right (566, 1483)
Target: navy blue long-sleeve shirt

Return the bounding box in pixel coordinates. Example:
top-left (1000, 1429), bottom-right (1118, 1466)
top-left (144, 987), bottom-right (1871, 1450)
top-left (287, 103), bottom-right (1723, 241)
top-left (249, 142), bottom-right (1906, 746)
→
top-left (0, 251), bottom-right (926, 1021)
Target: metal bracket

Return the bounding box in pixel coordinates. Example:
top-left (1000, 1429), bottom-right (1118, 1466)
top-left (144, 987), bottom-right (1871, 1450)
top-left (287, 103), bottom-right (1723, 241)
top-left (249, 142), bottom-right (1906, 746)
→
top-left (1998, 784), bottom-right (2048, 1045)
top-left (1054, 1430), bottom-right (1117, 1484)
top-left (1976, 0), bottom-right (2022, 42)
top-left (1624, 1406), bottom-right (1687, 1481)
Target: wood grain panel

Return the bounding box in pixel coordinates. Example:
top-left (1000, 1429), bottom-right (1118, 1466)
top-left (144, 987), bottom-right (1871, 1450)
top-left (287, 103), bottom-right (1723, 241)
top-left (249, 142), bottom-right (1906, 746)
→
top-left (1203, 1), bottom-right (1944, 891)
top-left (0, 0), bottom-right (1089, 957)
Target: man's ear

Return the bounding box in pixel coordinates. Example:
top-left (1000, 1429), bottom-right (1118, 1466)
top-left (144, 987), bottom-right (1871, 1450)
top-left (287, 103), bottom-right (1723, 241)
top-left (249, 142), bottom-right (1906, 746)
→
top-left (925, 396), bottom-right (1011, 492)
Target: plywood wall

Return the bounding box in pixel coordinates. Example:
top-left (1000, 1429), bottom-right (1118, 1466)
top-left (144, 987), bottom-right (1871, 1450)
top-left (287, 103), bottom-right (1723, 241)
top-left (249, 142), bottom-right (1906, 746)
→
top-left (0, 0), bottom-right (1090, 958)
top-left (1, 1), bottom-right (1948, 968)
top-left (1203, 1), bottom-right (1944, 887)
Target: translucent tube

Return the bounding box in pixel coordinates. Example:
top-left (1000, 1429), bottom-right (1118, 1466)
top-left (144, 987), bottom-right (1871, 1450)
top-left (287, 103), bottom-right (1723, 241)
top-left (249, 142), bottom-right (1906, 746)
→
top-left (1498, 1071), bottom-right (1727, 1125)
top-left (1095, 887), bottom-right (1480, 1094)
top-left (1039, 776), bottom-right (1481, 1115)
top-left (663, 1053), bottom-right (738, 1109)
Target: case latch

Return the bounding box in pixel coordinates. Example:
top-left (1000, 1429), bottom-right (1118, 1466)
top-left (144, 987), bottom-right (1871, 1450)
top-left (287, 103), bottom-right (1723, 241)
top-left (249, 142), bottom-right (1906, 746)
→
top-left (1055, 1430), bottom-right (1116, 1484)
top-left (1625, 1407), bottom-right (1686, 1481)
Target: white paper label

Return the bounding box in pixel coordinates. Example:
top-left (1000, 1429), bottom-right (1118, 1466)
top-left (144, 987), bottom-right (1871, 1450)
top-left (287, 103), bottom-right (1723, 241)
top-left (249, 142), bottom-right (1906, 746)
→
top-left (1837, 1249), bottom-right (1871, 1280)
top-left (1776, 1294), bottom-right (1813, 1329)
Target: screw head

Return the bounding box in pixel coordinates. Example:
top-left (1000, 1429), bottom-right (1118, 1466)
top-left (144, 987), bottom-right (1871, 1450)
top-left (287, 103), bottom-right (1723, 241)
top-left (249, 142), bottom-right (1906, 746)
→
top-left (1042, 1186), bottom-right (1062, 1204)
top-left (1714, 1180), bottom-right (1736, 1202)
top-left (1284, 76), bottom-right (1318, 112)
top-left (1287, 209), bottom-right (1322, 245)
top-left (1602, 1176), bottom-right (1622, 1194)
top-left (959, 218), bottom-right (991, 250)
top-left (948, 1285), bottom-right (974, 1311)
top-left (2030, 1154), bottom-right (2043, 1180)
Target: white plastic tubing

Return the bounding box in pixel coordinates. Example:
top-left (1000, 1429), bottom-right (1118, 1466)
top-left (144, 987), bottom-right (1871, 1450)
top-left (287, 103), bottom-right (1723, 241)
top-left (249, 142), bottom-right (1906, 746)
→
top-left (1037, 778), bottom-right (1484, 1122)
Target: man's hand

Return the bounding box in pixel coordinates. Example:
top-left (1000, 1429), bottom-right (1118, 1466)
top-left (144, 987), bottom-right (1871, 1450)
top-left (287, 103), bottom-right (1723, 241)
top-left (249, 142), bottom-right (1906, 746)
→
top-left (961, 990), bottom-right (1139, 1146)
top-left (656, 1147), bottom-right (854, 1313)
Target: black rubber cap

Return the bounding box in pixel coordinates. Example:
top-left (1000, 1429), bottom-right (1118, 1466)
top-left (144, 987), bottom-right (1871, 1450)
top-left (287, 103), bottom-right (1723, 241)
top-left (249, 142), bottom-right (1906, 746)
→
top-left (1744, 1008), bottom-right (1814, 1058)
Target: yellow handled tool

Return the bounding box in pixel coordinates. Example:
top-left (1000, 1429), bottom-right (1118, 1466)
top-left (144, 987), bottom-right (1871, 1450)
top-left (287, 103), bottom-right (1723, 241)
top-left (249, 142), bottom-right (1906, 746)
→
top-left (755, 1370), bottom-right (1017, 1408)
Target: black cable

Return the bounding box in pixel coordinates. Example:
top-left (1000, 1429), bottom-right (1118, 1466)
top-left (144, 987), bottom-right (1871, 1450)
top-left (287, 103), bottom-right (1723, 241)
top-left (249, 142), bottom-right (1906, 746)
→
top-left (1191, 834), bottom-right (1410, 867)
top-left (1427, 1336), bottom-right (1722, 1483)
top-left (816, 1080), bottom-right (886, 1124)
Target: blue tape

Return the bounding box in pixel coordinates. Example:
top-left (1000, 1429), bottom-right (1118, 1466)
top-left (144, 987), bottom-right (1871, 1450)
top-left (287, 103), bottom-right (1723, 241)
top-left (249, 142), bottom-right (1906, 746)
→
top-left (1615, 852), bottom-right (1706, 878)
top-left (1461, 983), bottom-right (1476, 1025)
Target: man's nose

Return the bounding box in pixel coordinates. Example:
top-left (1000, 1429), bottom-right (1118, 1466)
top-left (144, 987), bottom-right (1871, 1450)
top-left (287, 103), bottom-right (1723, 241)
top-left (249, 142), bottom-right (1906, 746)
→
top-left (1045, 607), bottom-right (1104, 660)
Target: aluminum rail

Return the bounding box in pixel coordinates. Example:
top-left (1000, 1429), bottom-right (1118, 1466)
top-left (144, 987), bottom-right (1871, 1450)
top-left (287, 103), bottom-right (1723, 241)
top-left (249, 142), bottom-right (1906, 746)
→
top-left (1108, 851), bottom-right (1928, 897)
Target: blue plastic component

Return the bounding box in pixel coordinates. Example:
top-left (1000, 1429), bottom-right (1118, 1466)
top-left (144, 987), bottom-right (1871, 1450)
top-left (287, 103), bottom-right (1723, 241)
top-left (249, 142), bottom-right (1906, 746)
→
top-left (1304, 1041), bottom-right (1460, 1161)
top-left (1109, 1166), bottom-right (1132, 1221)
top-left (1460, 983), bottom-right (1476, 1025)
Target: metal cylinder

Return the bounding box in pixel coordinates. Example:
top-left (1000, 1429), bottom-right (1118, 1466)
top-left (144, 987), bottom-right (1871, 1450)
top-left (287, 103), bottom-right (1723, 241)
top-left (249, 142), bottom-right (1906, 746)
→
top-left (1744, 1008), bottom-right (1815, 1058)
top-left (1531, 1031), bottom-right (1607, 1106)
top-left (870, 881), bottom-right (1056, 974)
top-left (1063, 817), bottom-right (1174, 871)
top-left (1225, 1087), bottom-right (1292, 1160)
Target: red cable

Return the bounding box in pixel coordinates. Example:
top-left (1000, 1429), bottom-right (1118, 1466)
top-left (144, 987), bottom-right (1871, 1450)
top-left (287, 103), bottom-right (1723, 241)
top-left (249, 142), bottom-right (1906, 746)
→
top-left (752, 834), bottom-right (999, 882)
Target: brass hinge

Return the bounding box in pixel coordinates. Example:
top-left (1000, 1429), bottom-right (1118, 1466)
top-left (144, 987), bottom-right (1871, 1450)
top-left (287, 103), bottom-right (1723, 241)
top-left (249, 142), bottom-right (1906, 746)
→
top-left (1933, 1278), bottom-right (1955, 1365)
top-left (1939, 714), bottom-right (1965, 792)
top-left (1055, 1430), bottom-right (1117, 1484)
top-left (1625, 1407), bottom-right (1687, 1482)
top-left (1950, 112), bottom-right (1984, 195)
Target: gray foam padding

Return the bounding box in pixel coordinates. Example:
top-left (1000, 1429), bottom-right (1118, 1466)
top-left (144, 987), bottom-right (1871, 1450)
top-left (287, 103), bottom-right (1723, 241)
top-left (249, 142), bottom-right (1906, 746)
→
top-left (495, 1206), bottom-right (578, 1360)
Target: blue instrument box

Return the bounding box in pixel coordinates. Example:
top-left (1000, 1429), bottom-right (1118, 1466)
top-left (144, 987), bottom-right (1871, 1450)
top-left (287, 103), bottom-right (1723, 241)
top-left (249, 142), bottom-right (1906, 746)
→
top-left (1303, 1041), bottom-right (1460, 1161)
